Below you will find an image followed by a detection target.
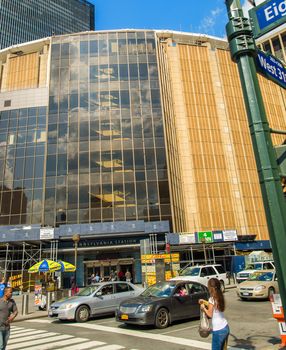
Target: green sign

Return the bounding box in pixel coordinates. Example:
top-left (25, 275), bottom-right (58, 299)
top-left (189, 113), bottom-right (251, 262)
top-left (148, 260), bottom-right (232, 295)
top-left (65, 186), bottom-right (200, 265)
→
top-left (197, 231), bottom-right (213, 243)
top-left (249, 0), bottom-right (286, 39)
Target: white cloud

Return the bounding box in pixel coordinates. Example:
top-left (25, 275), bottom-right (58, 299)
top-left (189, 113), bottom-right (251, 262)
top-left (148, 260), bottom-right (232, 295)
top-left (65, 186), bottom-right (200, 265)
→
top-left (198, 7), bottom-right (224, 35)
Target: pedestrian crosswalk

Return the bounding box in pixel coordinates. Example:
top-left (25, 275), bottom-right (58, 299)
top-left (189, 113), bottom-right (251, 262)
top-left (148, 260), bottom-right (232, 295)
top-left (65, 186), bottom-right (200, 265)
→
top-left (7, 326), bottom-right (137, 350)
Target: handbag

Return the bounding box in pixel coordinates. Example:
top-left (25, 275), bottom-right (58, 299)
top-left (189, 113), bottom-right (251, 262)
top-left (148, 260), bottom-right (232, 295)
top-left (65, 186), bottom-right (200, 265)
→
top-left (198, 310), bottom-right (211, 338)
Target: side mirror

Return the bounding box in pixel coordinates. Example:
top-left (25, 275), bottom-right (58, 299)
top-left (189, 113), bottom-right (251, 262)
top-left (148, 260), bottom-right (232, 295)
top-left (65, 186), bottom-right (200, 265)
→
top-left (95, 291), bottom-right (102, 297)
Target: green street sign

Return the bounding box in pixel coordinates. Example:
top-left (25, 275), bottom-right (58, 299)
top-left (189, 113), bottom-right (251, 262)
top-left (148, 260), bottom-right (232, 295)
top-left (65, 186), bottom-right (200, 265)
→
top-left (197, 231), bottom-right (213, 243)
top-left (249, 0), bottom-right (286, 39)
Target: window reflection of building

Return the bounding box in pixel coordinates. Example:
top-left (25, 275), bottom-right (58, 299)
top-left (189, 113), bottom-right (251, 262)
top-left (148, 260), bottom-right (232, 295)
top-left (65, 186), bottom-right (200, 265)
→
top-left (43, 31), bottom-right (172, 227)
top-left (0, 107), bottom-right (46, 225)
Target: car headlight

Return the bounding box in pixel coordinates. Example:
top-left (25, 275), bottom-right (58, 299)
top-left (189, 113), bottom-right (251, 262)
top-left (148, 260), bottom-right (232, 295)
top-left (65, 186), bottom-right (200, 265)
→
top-left (254, 285), bottom-right (266, 291)
top-left (59, 303), bottom-right (75, 310)
top-left (140, 305), bottom-right (153, 312)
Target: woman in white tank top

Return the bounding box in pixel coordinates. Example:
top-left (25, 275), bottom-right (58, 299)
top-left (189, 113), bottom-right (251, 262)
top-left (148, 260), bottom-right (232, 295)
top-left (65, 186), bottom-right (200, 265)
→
top-left (199, 278), bottom-right (229, 350)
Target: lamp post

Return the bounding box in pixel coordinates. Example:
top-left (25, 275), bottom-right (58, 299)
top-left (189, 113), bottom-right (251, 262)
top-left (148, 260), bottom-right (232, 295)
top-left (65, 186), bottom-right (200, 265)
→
top-left (225, 0), bottom-right (286, 318)
top-left (72, 234), bottom-right (80, 286)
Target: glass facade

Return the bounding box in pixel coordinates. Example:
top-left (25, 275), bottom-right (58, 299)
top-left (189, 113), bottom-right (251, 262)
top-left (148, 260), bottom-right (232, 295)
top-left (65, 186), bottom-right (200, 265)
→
top-left (0, 0), bottom-right (95, 50)
top-left (43, 31), bottom-right (172, 227)
top-left (0, 107), bottom-right (47, 225)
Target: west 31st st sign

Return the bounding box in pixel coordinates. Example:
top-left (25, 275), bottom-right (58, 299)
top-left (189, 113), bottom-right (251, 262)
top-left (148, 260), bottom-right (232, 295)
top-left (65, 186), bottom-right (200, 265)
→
top-left (256, 50), bottom-right (286, 89)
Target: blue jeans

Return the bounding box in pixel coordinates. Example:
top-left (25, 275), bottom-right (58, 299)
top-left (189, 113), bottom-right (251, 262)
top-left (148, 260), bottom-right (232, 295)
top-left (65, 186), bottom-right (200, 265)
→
top-left (212, 325), bottom-right (229, 350)
top-left (0, 330), bottom-right (10, 350)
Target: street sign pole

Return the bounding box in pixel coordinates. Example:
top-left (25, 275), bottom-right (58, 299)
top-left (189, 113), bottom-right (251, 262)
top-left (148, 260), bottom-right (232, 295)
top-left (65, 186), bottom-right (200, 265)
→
top-left (225, 0), bottom-right (286, 318)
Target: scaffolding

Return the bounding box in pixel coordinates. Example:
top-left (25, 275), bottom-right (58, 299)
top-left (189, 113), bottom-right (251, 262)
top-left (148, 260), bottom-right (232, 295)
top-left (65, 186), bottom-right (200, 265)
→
top-left (0, 240), bottom-right (59, 291)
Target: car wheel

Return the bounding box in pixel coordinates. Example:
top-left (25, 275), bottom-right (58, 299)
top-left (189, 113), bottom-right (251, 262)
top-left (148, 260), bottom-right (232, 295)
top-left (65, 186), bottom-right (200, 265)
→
top-left (268, 287), bottom-right (275, 300)
top-left (75, 305), bottom-right (90, 322)
top-left (155, 308), bottom-right (170, 329)
top-left (220, 280), bottom-right (225, 293)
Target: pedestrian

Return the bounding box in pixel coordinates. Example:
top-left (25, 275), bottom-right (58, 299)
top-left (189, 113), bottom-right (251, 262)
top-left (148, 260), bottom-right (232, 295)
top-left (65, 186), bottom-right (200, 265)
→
top-left (94, 273), bottom-right (100, 283)
top-left (125, 269), bottom-right (131, 283)
top-left (0, 287), bottom-right (18, 350)
top-left (109, 270), bottom-right (116, 281)
top-left (0, 279), bottom-right (6, 299)
top-left (70, 277), bottom-right (79, 296)
top-left (199, 278), bottom-right (229, 350)
top-left (90, 274), bottom-right (96, 285)
top-left (117, 270), bottom-right (124, 281)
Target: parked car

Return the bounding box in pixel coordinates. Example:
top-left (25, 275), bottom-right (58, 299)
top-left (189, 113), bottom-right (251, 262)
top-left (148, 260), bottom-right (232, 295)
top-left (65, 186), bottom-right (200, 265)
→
top-left (237, 270), bottom-right (278, 300)
top-left (116, 280), bottom-right (209, 329)
top-left (236, 261), bottom-right (275, 284)
top-left (48, 281), bottom-right (143, 322)
top-left (170, 264), bottom-right (228, 292)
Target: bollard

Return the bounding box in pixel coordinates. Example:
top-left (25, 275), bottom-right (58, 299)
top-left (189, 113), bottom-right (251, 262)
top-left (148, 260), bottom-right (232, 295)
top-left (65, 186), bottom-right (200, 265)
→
top-left (21, 292), bottom-right (29, 315)
top-left (46, 292), bottom-right (51, 312)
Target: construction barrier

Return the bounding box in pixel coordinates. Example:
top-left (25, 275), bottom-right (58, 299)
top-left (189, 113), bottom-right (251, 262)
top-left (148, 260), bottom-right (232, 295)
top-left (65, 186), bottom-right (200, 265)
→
top-left (271, 293), bottom-right (286, 348)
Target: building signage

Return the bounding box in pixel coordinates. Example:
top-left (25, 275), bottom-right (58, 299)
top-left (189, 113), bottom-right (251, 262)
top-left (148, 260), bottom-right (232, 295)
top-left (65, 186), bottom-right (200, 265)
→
top-left (212, 230), bottom-right (224, 242)
top-left (223, 230), bottom-right (238, 242)
top-left (249, 0), bottom-right (286, 38)
top-left (78, 237), bottom-right (139, 247)
top-left (256, 50), bottom-right (286, 88)
top-left (197, 231), bottom-right (213, 243)
top-left (40, 228), bottom-right (54, 240)
top-left (141, 253), bottom-right (180, 264)
top-left (179, 234), bottom-right (196, 244)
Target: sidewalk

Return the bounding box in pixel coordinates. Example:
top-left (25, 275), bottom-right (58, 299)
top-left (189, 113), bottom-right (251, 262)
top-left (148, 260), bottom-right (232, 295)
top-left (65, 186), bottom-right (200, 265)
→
top-left (13, 292), bottom-right (50, 322)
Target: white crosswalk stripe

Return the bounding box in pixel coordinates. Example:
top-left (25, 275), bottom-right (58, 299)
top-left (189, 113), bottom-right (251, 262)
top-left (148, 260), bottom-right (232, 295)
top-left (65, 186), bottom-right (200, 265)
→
top-left (9, 330), bottom-right (54, 339)
top-left (7, 325), bottom-right (138, 350)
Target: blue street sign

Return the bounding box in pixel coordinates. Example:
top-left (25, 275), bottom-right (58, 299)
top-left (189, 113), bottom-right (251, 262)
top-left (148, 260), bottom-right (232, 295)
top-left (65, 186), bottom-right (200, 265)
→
top-left (256, 49), bottom-right (286, 88)
top-left (256, 0), bottom-right (286, 30)
top-left (249, 0), bottom-right (286, 38)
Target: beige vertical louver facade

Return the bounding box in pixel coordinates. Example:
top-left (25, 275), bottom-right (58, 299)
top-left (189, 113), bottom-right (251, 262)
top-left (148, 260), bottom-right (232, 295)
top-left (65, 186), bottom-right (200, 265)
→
top-left (157, 32), bottom-right (286, 240)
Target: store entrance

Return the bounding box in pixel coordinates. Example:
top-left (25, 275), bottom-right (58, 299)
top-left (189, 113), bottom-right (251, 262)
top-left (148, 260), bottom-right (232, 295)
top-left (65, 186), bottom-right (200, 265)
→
top-left (84, 258), bottom-right (134, 285)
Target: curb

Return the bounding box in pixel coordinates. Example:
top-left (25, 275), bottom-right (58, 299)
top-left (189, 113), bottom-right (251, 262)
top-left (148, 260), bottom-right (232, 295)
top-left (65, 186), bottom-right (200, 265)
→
top-left (14, 313), bottom-right (49, 322)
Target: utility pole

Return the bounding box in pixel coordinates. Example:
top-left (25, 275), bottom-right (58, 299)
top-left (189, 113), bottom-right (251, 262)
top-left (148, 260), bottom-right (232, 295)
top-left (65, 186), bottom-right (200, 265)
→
top-left (225, 0), bottom-right (286, 317)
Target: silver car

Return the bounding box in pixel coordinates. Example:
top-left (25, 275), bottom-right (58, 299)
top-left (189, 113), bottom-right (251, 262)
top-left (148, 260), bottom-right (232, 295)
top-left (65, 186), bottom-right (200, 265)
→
top-left (48, 281), bottom-right (143, 322)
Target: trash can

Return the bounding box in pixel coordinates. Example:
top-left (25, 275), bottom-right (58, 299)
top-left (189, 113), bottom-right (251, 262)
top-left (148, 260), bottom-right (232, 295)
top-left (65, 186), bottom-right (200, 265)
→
top-left (21, 292), bottom-right (29, 315)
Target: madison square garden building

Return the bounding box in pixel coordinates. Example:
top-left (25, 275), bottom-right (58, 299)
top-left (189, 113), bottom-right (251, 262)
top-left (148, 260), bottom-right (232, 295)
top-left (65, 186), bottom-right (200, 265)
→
top-left (0, 30), bottom-right (285, 285)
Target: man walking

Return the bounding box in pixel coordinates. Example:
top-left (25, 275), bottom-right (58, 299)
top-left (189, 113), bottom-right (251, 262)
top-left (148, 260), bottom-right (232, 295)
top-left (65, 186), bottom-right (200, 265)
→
top-left (0, 287), bottom-right (18, 350)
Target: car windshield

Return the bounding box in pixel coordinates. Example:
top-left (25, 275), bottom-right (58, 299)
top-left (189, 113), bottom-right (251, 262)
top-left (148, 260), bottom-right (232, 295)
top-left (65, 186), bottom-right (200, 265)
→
top-left (245, 264), bottom-right (255, 270)
top-left (77, 285), bottom-right (100, 296)
top-left (141, 283), bottom-right (176, 297)
top-left (180, 267), bottom-right (200, 276)
top-left (249, 272), bottom-right (273, 281)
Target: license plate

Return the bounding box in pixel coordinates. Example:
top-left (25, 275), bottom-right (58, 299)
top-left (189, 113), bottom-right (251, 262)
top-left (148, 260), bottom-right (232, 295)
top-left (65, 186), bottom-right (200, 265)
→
top-left (48, 310), bottom-right (54, 317)
top-left (242, 292), bottom-right (250, 296)
top-left (121, 314), bottom-right (128, 320)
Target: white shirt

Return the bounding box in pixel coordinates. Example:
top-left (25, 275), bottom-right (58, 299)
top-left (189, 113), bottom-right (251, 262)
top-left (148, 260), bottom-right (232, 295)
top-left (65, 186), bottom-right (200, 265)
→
top-left (208, 297), bottom-right (228, 331)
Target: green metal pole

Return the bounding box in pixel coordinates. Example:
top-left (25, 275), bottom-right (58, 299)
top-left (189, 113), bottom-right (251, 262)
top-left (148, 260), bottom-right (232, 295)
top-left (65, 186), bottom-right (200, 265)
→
top-left (225, 0), bottom-right (286, 317)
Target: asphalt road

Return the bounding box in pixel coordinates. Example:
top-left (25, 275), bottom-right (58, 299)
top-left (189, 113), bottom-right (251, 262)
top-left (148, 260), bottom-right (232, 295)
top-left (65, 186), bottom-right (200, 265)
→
top-left (9, 289), bottom-right (281, 350)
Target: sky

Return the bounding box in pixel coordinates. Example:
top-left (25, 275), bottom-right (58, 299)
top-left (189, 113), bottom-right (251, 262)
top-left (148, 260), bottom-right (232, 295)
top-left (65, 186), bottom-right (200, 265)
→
top-left (90, 0), bottom-right (263, 39)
